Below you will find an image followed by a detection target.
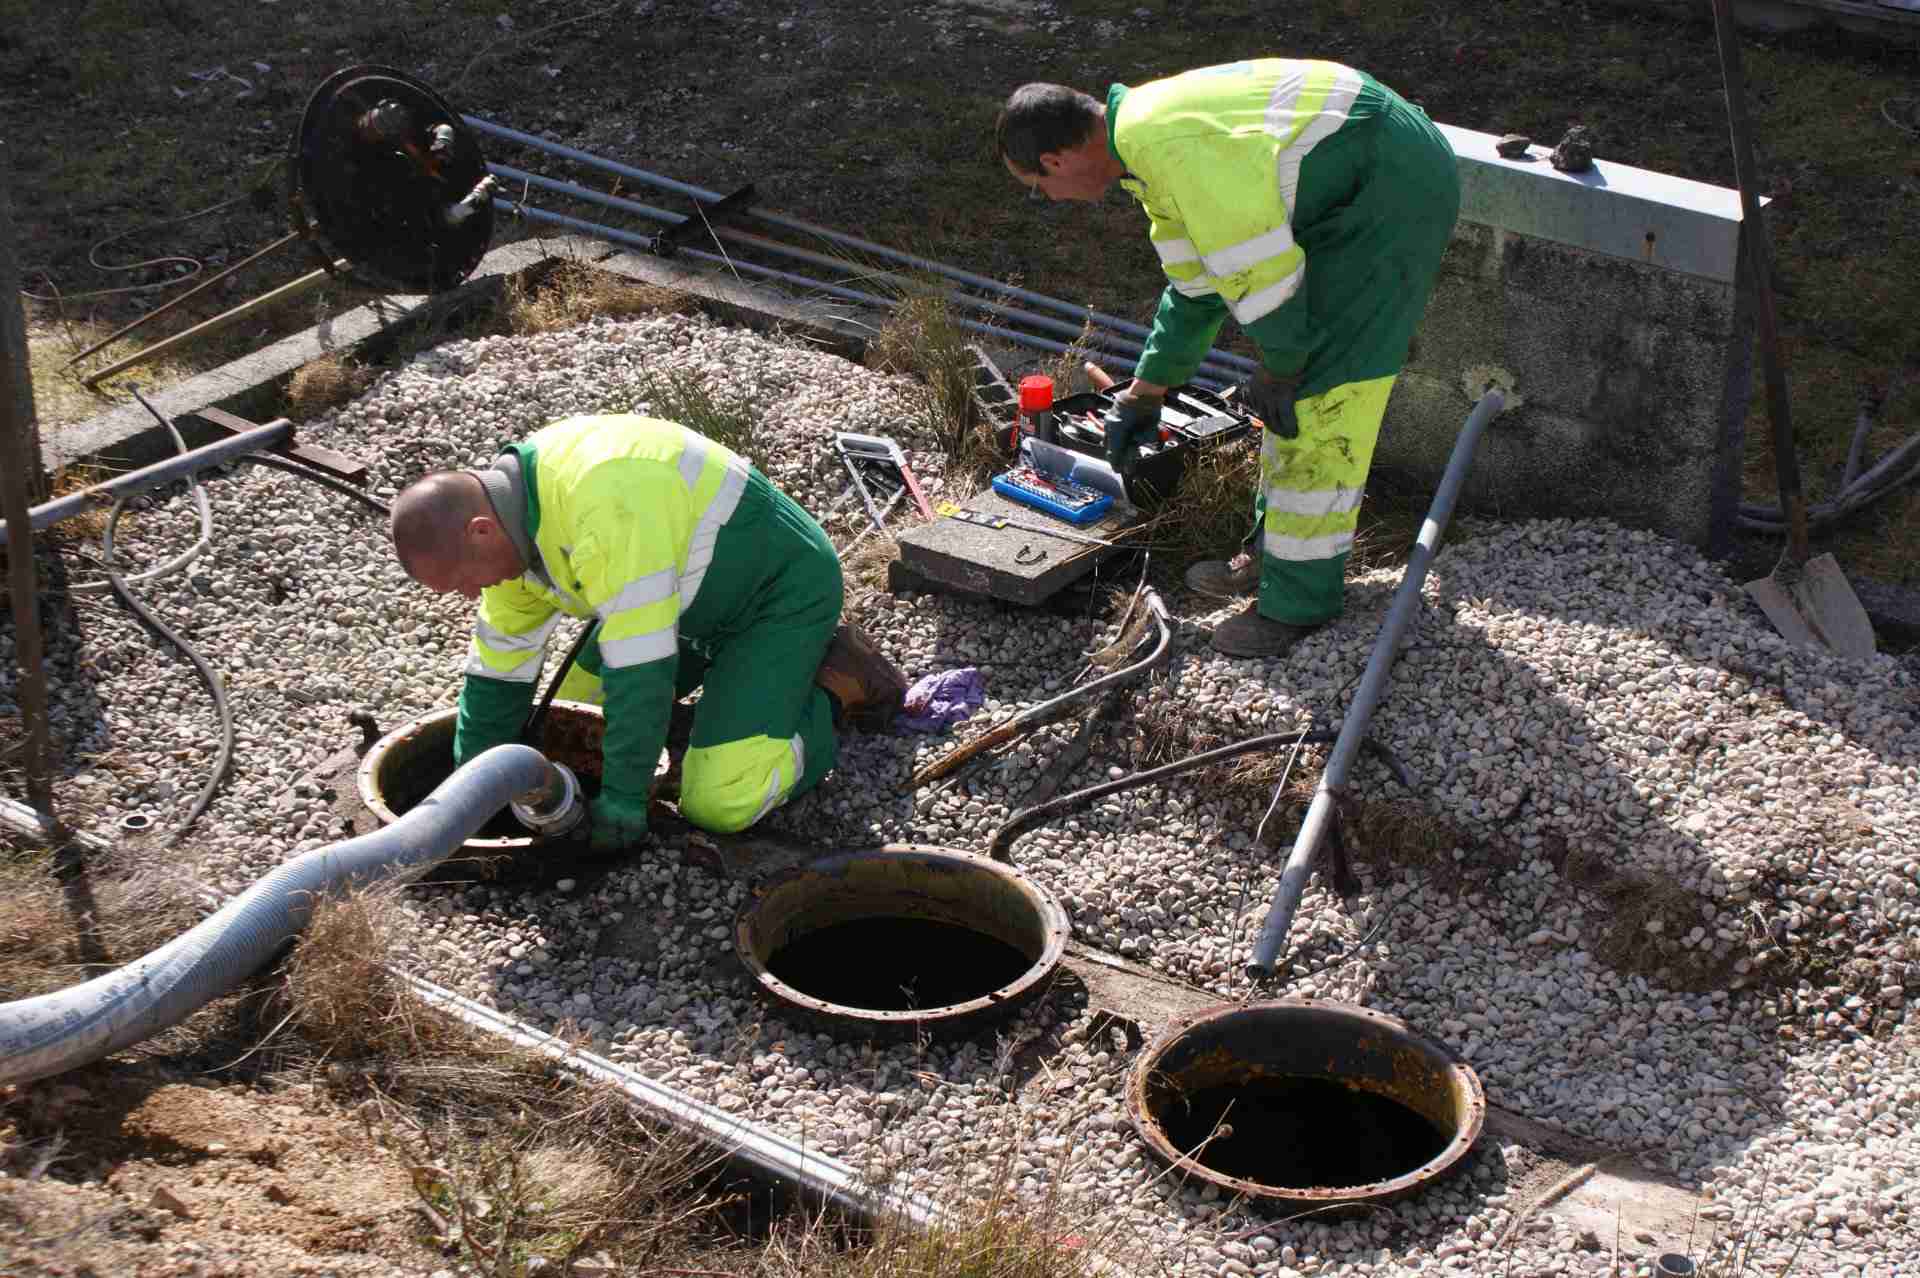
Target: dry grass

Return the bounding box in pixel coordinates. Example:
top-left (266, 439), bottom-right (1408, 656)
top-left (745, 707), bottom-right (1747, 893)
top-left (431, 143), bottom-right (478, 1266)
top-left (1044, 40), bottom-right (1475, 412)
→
top-left (503, 259), bottom-right (694, 336)
top-left (283, 353), bottom-right (378, 420)
top-left (0, 846), bottom-right (200, 1002)
top-left (866, 288), bottom-right (990, 475)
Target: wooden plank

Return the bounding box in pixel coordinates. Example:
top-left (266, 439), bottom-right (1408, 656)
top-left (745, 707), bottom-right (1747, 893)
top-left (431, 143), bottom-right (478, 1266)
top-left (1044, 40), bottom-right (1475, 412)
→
top-left (190, 404), bottom-right (369, 483)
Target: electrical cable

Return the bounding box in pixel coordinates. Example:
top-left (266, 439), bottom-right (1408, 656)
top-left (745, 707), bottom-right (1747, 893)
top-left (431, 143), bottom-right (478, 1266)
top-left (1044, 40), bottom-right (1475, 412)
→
top-left (65, 399), bottom-right (215, 595)
top-left (101, 493), bottom-right (233, 848)
top-left (20, 171), bottom-right (278, 305)
top-left (236, 453), bottom-right (392, 517)
top-left (522, 619), bottom-right (600, 745)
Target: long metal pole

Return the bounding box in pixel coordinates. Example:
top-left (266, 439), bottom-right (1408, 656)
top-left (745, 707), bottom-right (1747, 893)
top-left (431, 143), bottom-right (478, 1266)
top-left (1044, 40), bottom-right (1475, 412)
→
top-left (509, 204), bottom-right (1234, 391)
top-left (0, 419), bottom-right (293, 548)
top-left (490, 162), bottom-right (1249, 385)
top-left (63, 231), bottom-right (302, 371)
top-left (466, 114), bottom-right (1261, 376)
top-left (0, 138), bottom-right (54, 818)
top-left (80, 263), bottom-right (340, 389)
top-left (1245, 389), bottom-right (1505, 980)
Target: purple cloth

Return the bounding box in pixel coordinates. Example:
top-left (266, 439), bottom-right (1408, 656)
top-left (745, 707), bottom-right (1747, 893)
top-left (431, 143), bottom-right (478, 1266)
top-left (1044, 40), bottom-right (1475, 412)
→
top-left (897, 666), bottom-right (987, 733)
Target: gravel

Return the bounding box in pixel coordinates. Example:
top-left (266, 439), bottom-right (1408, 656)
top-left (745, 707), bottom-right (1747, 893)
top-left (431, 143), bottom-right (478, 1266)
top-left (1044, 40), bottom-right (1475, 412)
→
top-left (7, 310), bottom-right (1919, 1277)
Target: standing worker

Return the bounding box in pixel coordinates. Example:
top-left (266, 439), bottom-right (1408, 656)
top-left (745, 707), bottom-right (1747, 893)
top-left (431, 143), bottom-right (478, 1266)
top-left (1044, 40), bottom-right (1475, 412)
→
top-left (390, 413), bottom-right (907, 848)
top-left (997, 59), bottom-right (1459, 656)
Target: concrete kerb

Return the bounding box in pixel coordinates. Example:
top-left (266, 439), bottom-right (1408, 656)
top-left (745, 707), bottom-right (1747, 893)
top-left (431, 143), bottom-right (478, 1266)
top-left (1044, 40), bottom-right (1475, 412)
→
top-left (42, 233), bottom-right (902, 481)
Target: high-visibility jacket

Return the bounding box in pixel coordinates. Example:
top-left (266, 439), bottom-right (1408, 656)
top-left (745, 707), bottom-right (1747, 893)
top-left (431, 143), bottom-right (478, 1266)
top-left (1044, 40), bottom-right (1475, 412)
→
top-left (453, 414), bottom-right (807, 821)
top-left (1112, 59), bottom-right (1404, 395)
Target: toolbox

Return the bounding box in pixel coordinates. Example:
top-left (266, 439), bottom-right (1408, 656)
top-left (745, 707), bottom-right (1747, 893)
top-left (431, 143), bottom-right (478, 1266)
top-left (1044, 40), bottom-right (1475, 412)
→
top-left (1040, 384), bottom-right (1256, 509)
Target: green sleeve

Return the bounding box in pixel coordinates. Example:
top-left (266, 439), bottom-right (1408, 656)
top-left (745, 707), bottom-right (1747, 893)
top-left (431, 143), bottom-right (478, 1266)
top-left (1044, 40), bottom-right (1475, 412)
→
top-left (597, 661), bottom-right (677, 819)
top-left (454, 673), bottom-right (535, 767)
top-left (1242, 294), bottom-right (1315, 382)
top-left (1134, 286), bottom-right (1230, 389)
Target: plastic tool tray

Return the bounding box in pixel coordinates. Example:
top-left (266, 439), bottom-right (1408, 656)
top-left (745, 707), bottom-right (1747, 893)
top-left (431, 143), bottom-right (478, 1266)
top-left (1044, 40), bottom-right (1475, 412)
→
top-left (1040, 384), bottom-right (1255, 509)
top-left (990, 464), bottom-right (1115, 525)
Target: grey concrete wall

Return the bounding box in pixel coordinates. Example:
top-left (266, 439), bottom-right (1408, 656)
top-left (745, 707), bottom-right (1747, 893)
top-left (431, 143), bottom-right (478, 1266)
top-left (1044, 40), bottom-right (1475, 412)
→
top-left (1373, 124), bottom-right (1755, 554)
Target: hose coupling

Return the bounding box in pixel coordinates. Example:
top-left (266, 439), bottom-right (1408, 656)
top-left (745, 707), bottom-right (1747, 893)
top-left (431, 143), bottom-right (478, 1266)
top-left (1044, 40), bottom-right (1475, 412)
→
top-left (511, 761), bottom-right (583, 836)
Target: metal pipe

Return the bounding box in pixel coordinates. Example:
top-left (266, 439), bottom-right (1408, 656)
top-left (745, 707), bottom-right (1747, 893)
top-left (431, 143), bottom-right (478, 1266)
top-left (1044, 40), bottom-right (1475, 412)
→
top-left (914, 591), bottom-right (1175, 792)
top-left (1245, 389), bottom-right (1506, 980)
top-left (510, 204), bottom-right (1233, 391)
top-left (465, 114), bottom-right (1260, 376)
top-left (80, 263), bottom-right (341, 388)
top-left (0, 418), bottom-right (294, 548)
top-left (490, 163), bottom-right (1247, 384)
top-left (404, 974), bottom-right (945, 1231)
top-left (0, 139), bottom-right (53, 818)
top-left (0, 744), bottom-right (570, 1085)
top-left (64, 231), bottom-right (302, 370)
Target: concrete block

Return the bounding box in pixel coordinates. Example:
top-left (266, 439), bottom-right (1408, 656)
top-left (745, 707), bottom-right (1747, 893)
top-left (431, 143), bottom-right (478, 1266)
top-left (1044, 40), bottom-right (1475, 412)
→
top-left (894, 489), bottom-right (1137, 606)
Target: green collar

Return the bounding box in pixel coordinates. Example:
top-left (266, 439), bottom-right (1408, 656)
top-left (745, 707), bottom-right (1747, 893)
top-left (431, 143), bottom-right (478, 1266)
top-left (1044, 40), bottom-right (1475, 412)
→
top-left (1105, 83), bottom-right (1127, 165)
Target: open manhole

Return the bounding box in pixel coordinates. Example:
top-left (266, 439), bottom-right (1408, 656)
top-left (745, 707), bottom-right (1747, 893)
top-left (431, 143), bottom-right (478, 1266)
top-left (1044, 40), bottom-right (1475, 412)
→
top-left (1127, 1000), bottom-right (1484, 1204)
top-left (733, 845), bottom-right (1069, 1036)
top-left (357, 702), bottom-right (604, 852)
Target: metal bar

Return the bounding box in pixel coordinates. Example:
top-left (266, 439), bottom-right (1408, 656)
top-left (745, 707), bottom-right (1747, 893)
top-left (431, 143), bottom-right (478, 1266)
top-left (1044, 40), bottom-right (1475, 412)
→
top-left (63, 231), bottom-right (302, 370)
top-left (466, 114), bottom-right (1260, 375)
top-left (0, 139), bottom-right (54, 818)
top-left (1245, 390), bottom-right (1506, 980)
top-left (491, 164), bottom-right (1247, 383)
top-left (80, 263), bottom-right (341, 389)
top-left (509, 204), bottom-right (1235, 391)
top-left (1710, 0), bottom-right (1808, 563)
top-left (192, 405), bottom-right (368, 483)
top-left (0, 419), bottom-right (294, 548)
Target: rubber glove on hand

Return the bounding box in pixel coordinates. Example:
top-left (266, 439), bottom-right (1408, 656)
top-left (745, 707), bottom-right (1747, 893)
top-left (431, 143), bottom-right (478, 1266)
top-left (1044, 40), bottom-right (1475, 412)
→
top-left (1099, 391), bottom-right (1163, 471)
top-left (587, 790), bottom-right (650, 852)
top-left (1243, 367), bottom-right (1302, 439)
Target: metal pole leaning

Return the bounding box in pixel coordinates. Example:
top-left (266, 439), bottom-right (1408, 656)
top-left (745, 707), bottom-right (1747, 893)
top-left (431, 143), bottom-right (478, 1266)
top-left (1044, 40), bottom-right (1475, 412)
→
top-left (1244, 389), bottom-right (1506, 981)
top-left (0, 419), bottom-right (294, 548)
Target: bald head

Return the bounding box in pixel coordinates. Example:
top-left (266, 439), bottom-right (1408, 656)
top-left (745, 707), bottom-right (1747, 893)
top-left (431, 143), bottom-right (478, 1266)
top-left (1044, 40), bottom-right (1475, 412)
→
top-left (390, 470), bottom-right (524, 600)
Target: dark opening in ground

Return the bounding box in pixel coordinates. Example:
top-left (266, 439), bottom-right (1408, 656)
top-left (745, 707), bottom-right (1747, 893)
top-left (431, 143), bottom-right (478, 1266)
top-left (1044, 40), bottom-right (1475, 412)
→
top-left (1156, 1077), bottom-right (1448, 1189)
top-left (766, 917), bottom-right (1032, 1011)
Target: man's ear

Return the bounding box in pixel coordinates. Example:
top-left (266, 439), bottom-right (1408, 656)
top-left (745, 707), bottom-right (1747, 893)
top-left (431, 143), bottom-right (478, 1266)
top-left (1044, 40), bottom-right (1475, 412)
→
top-left (464, 514), bottom-right (499, 547)
top-left (1036, 149), bottom-right (1062, 176)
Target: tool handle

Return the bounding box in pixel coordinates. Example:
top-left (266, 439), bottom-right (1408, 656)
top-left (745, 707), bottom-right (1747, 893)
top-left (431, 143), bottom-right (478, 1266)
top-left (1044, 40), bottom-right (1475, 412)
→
top-left (1710, 0), bottom-right (1808, 564)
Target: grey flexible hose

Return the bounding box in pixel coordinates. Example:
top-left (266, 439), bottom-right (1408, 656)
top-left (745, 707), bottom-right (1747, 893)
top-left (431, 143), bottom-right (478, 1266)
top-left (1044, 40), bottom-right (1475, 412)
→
top-left (0, 744), bottom-right (563, 1086)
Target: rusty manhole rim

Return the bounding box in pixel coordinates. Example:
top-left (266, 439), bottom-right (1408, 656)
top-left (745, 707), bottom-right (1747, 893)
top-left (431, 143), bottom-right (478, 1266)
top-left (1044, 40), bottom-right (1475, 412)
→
top-left (1125, 997), bottom-right (1487, 1204)
top-left (733, 843), bottom-right (1071, 1028)
top-left (356, 701), bottom-right (603, 851)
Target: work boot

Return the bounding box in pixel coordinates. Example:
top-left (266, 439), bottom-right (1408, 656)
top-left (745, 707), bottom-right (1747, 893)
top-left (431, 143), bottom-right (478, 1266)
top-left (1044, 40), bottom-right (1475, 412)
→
top-left (1184, 550), bottom-right (1260, 598)
top-left (814, 623), bottom-right (908, 732)
top-left (1209, 603), bottom-right (1319, 658)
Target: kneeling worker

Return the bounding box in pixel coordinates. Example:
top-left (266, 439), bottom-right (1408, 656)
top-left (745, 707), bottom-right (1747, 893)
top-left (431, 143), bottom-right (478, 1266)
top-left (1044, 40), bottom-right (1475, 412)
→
top-left (390, 413), bottom-right (907, 849)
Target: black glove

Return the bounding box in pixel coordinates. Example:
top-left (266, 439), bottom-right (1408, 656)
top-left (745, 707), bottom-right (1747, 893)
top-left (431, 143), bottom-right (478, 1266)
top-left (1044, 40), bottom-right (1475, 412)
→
top-left (1099, 391), bottom-right (1163, 471)
top-left (1243, 367), bottom-right (1301, 439)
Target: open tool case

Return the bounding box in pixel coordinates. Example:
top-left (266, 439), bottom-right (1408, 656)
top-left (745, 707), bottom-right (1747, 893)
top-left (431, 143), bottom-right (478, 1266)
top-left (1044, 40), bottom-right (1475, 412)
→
top-left (1009, 383), bottom-right (1256, 510)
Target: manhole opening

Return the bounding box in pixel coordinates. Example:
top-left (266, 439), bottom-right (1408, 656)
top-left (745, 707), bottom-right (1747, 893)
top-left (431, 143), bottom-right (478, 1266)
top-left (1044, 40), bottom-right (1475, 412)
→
top-left (767, 916), bottom-right (1032, 1012)
top-left (361, 703), bottom-right (605, 842)
top-left (1150, 1075), bottom-right (1448, 1189)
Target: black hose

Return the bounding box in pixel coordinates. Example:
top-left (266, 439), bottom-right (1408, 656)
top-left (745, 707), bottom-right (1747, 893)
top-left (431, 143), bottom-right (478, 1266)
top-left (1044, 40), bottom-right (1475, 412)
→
top-left (522, 620), bottom-right (599, 744)
top-left (237, 453), bottom-right (391, 517)
top-left (985, 726), bottom-right (1413, 861)
top-left (102, 497), bottom-right (233, 846)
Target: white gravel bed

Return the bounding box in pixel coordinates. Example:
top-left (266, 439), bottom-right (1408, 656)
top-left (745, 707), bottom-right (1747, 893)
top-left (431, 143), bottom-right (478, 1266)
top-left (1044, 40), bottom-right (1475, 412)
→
top-left (7, 311), bottom-right (1920, 1277)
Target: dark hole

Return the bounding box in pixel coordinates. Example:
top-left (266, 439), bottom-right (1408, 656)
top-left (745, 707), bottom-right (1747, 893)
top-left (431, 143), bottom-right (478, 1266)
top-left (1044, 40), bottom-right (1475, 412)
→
top-left (1155, 1077), bottom-right (1449, 1189)
top-left (767, 917), bottom-right (1032, 1011)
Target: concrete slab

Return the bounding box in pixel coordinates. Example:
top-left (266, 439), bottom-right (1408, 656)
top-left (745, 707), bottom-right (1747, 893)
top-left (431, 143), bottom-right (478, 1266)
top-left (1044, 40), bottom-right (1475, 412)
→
top-left (893, 488), bottom-right (1139, 606)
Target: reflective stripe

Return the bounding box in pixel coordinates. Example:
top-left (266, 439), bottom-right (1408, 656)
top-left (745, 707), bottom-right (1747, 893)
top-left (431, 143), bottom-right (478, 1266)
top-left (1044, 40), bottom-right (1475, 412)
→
top-left (600, 626), bottom-right (679, 667)
top-left (749, 733), bottom-right (806, 824)
top-left (1261, 485), bottom-right (1364, 517)
top-left (1227, 269), bottom-right (1303, 324)
top-left (677, 432), bottom-right (710, 490)
top-left (1171, 275), bottom-right (1219, 299)
top-left (1202, 225), bottom-right (1297, 277)
top-left (597, 566), bottom-right (678, 617)
top-left (463, 613), bottom-right (561, 681)
top-left (1271, 66), bottom-right (1364, 215)
top-left (1263, 527), bottom-right (1354, 561)
top-left (679, 454), bottom-right (749, 611)
top-left (1151, 236), bottom-right (1201, 266)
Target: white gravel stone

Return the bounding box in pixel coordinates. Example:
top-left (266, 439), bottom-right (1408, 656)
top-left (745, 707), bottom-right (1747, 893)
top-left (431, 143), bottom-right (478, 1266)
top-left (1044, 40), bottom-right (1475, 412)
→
top-left (10, 311), bottom-right (1920, 1276)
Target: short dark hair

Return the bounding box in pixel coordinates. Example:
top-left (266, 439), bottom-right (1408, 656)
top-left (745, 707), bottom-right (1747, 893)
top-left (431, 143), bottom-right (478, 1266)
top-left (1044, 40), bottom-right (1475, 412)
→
top-left (996, 83), bottom-right (1104, 174)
